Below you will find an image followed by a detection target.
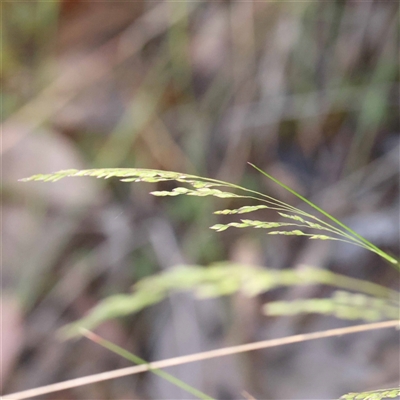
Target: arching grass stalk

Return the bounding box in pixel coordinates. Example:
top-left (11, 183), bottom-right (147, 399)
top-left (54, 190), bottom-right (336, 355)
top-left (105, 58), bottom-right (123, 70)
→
top-left (21, 165), bottom-right (399, 268)
top-left (248, 163), bottom-right (399, 267)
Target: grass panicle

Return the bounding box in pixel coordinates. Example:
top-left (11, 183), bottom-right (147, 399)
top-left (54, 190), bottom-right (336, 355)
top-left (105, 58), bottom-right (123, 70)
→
top-left (21, 167), bottom-right (399, 267)
top-left (339, 388), bottom-right (400, 400)
top-left (22, 166), bottom-right (400, 400)
top-left (265, 290), bottom-right (399, 321)
top-left (58, 263), bottom-right (398, 339)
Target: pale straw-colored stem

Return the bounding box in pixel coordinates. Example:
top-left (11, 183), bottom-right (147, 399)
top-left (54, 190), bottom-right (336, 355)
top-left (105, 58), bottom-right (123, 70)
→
top-left (4, 320), bottom-right (399, 400)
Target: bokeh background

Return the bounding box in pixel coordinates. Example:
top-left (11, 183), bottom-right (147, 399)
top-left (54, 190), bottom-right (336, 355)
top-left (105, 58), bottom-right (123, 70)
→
top-left (2, 1), bottom-right (399, 399)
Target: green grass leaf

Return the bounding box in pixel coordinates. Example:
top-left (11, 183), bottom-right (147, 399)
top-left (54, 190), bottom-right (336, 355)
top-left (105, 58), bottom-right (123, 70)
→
top-left (81, 330), bottom-right (214, 400)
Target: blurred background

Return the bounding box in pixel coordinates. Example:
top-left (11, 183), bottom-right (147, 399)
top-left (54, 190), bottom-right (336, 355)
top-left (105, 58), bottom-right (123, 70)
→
top-left (2, 1), bottom-right (399, 399)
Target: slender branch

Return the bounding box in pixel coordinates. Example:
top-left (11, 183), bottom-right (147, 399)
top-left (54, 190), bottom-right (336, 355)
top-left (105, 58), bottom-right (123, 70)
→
top-left (4, 320), bottom-right (399, 400)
